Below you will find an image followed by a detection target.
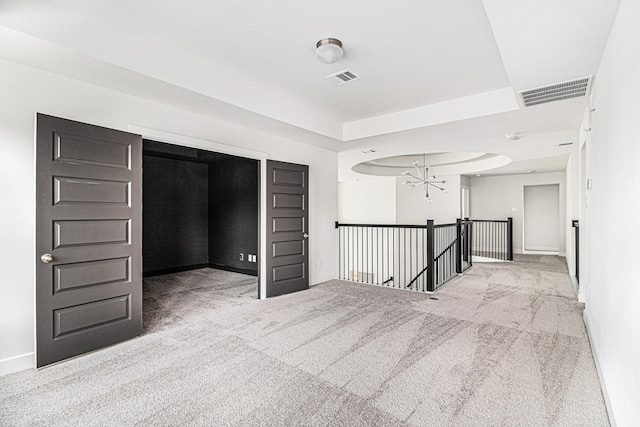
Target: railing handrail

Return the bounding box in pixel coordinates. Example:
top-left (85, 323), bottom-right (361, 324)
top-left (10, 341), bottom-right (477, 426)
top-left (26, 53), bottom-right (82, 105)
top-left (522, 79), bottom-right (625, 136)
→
top-left (337, 219), bottom-right (500, 228)
top-left (434, 239), bottom-right (457, 262)
top-left (407, 236), bottom-right (457, 289)
top-left (336, 222), bottom-right (429, 229)
top-left (406, 265), bottom-right (429, 288)
top-left (336, 222), bottom-right (461, 229)
top-left (434, 223), bottom-right (457, 228)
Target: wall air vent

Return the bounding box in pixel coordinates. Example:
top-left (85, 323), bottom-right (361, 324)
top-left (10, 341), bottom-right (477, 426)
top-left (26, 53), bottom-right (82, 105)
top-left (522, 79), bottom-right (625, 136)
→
top-left (326, 69), bottom-right (362, 86)
top-left (519, 76), bottom-right (592, 107)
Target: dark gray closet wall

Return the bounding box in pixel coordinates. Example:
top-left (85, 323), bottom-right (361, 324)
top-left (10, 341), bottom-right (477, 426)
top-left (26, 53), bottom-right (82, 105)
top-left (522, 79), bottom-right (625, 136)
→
top-left (143, 155), bottom-right (209, 273)
top-left (208, 157), bottom-right (259, 274)
top-left (142, 140), bottom-right (258, 276)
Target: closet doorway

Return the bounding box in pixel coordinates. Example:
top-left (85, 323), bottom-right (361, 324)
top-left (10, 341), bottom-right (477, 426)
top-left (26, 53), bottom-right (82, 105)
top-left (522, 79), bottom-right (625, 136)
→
top-left (142, 140), bottom-right (259, 333)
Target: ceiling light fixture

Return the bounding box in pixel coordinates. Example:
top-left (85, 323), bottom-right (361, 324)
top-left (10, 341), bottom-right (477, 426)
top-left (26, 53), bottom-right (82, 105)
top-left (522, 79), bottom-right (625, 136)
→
top-left (316, 38), bottom-right (343, 64)
top-left (505, 132), bottom-right (523, 141)
top-left (402, 154), bottom-right (447, 203)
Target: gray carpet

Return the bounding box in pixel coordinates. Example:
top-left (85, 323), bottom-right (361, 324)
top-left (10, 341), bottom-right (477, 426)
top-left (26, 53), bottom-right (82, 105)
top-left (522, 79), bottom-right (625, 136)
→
top-left (0, 256), bottom-right (609, 426)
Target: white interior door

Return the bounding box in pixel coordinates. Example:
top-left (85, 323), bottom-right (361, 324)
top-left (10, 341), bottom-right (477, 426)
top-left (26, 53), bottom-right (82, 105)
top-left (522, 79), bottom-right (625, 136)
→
top-left (523, 184), bottom-right (560, 252)
top-left (461, 186), bottom-right (470, 218)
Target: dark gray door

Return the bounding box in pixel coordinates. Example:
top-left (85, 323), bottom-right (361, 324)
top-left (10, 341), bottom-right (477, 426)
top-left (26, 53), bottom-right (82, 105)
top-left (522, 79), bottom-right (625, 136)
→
top-left (265, 160), bottom-right (309, 297)
top-left (36, 114), bottom-right (142, 367)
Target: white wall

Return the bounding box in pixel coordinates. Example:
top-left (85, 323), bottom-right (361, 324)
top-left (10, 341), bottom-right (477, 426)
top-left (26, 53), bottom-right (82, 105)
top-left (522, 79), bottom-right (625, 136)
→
top-left (396, 175), bottom-right (461, 224)
top-left (582, 0), bottom-right (640, 424)
top-left (0, 60), bottom-right (338, 375)
top-left (565, 149), bottom-right (580, 278)
top-left (579, 139), bottom-right (589, 303)
top-left (469, 172), bottom-right (566, 254)
top-left (338, 174), bottom-right (462, 225)
top-left (338, 178), bottom-right (396, 224)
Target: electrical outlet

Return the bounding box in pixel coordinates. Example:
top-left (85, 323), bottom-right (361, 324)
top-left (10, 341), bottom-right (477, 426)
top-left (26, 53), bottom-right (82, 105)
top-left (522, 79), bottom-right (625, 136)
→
top-left (239, 253), bottom-right (244, 261)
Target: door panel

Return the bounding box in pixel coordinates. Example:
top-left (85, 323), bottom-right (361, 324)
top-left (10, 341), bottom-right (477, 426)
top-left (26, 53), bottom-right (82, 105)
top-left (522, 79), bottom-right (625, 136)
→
top-left (53, 295), bottom-right (131, 338)
top-left (54, 132), bottom-right (131, 168)
top-left (272, 240), bottom-right (304, 257)
top-left (36, 114), bottom-right (142, 368)
top-left (53, 219), bottom-right (130, 248)
top-left (273, 263), bottom-right (305, 282)
top-left (273, 217), bottom-right (304, 233)
top-left (272, 193), bottom-right (304, 209)
top-left (53, 257), bottom-right (130, 293)
top-left (53, 176), bottom-right (130, 205)
top-left (265, 160), bottom-right (309, 297)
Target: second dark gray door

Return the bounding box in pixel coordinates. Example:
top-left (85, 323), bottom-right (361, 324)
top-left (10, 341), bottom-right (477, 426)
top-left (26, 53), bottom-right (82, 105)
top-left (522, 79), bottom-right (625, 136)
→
top-left (36, 114), bottom-right (142, 367)
top-left (265, 160), bottom-right (309, 297)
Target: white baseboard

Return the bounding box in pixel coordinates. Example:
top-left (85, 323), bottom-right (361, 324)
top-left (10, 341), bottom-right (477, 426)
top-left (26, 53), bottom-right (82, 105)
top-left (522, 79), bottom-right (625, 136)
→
top-left (523, 249), bottom-right (560, 255)
top-left (0, 352), bottom-right (34, 376)
top-left (311, 272), bottom-right (337, 286)
top-left (524, 245), bottom-right (561, 252)
top-left (472, 255), bottom-right (507, 263)
top-left (583, 310), bottom-right (617, 427)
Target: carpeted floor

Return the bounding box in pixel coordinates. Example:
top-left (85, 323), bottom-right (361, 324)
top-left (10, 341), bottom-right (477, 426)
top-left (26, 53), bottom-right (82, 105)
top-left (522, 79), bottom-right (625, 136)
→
top-left (0, 256), bottom-right (609, 426)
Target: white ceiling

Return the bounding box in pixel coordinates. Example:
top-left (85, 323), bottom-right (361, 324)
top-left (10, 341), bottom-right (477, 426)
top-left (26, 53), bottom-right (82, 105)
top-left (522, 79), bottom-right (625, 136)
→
top-left (0, 0), bottom-right (622, 179)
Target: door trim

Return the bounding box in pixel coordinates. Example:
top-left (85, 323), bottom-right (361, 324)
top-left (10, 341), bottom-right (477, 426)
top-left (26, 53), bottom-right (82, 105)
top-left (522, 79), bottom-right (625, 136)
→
top-left (260, 159), bottom-right (267, 299)
top-left (129, 125), bottom-right (269, 160)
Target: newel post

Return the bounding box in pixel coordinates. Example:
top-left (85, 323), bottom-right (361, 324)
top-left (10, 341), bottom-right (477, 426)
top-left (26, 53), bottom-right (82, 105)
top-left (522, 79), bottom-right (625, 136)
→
top-left (456, 219), bottom-right (462, 274)
top-left (507, 217), bottom-right (514, 261)
top-left (426, 220), bottom-right (435, 292)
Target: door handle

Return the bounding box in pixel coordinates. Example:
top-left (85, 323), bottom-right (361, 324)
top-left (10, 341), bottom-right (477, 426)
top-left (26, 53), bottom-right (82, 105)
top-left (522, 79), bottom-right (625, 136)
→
top-left (303, 233), bottom-right (309, 238)
top-left (40, 253), bottom-right (53, 263)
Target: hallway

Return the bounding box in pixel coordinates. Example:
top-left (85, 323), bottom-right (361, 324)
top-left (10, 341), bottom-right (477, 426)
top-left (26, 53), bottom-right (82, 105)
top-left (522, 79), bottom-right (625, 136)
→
top-left (0, 257), bottom-right (608, 426)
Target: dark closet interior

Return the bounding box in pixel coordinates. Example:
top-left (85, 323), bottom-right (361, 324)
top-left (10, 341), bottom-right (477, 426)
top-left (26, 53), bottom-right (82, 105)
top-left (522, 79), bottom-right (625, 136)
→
top-left (142, 139), bottom-right (259, 277)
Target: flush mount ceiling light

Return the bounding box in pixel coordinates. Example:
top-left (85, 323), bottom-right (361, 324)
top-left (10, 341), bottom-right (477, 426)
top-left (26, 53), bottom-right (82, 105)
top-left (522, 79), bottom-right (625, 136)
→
top-left (316, 38), bottom-right (343, 64)
top-left (505, 132), bottom-right (523, 141)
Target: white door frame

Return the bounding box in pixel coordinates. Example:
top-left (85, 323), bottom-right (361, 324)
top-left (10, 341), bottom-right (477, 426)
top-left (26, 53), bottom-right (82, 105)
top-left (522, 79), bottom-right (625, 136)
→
top-left (129, 125), bottom-right (270, 299)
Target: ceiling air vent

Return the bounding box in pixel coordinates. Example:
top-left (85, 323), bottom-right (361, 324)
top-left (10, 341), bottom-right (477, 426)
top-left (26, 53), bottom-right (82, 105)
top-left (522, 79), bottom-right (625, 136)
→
top-left (326, 69), bottom-right (362, 86)
top-left (519, 76), bottom-right (592, 107)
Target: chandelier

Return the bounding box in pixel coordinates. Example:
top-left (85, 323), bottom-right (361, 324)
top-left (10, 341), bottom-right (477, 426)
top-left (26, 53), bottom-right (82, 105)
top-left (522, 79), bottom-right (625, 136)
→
top-left (402, 154), bottom-right (447, 203)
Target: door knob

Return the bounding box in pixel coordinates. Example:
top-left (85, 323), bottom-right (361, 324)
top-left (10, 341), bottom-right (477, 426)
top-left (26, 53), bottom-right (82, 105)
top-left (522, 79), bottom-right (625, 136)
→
top-left (40, 253), bottom-right (53, 263)
top-left (303, 233), bottom-right (309, 238)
